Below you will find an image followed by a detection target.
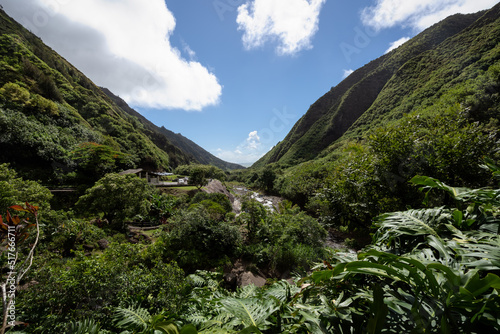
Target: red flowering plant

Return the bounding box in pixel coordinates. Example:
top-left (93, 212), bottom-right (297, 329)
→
top-left (0, 203), bottom-right (39, 334)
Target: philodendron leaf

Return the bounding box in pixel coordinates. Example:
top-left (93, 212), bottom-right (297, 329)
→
top-left (179, 324), bottom-right (199, 334)
top-left (462, 272), bottom-right (500, 298)
top-left (155, 321), bottom-right (181, 334)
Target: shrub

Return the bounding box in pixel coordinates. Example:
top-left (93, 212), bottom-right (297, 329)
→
top-left (75, 173), bottom-right (155, 227)
top-left (190, 192), bottom-right (232, 214)
top-left (17, 243), bottom-right (187, 332)
top-left (165, 206), bottom-right (242, 272)
top-left (0, 82), bottom-right (30, 109)
top-left (48, 219), bottom-right (107, 256)
top-left (0, 163), bottom-right (53, 211)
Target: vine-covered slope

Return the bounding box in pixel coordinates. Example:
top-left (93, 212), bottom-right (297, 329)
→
top-left (0, 8), bottom-right (240, 185)
top-left (254, 4), bottom-right (500, 167)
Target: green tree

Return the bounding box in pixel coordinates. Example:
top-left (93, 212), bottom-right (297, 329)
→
top-left (75, 173), bottom-right (154, 226)
top-left (70, 142), bottom-right (130, 183)
top-left (257, 166), bottom-right (276, 193)
top-left (0, 164), bottom-right (52, 211)
top-left (240, 198), bottom-right (267, 239)
top-left (148, 193), bottom-right (181, 224)
top-left (19, 243), bottom-right (187, 332)
top-left (188, 165), bottom-right (209, 190)
top-left (165, 206), bottom-right (242, 272)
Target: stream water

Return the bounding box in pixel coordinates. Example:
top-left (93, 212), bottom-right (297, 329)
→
top-left (231, 186), bottom-right (282, 213)
top-left (229, 185), bottom-right (351, 251)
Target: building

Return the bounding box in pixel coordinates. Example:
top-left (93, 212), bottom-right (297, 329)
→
top-left (119, 168), bottom-right (161, 185)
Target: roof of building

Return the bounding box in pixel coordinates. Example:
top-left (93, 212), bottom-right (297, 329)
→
top-left (119, 168), bottom-right (144, 175)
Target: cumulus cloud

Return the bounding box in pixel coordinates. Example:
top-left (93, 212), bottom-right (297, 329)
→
top-left (216, 130), bottom-right (266, 164)
top-left (236, 0), bottom-right (326, 55)
top-left (361, 0), bottom-right (498, 32)
top-left (1, 0), bottom-right (222, 111)
top-left (246, 130), bottom-right (261, 150)
top-left (342, 69), bottom-right (354, 79)
top-left (385, 36), bottom-right (410, 53)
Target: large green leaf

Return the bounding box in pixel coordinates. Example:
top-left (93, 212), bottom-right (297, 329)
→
top-left (114, 306), bottom-right (151, 331)
top-left (219, 297), bottom-right (278, 330)
top-left (461, 272), bottom-right (500, 298)
top-left (373, 208), bottom-right (451, 250)
top-left (154, 322), bottom-right (181, 334)
top-left (411, 175), bottom-right (500, 206)
top-left (366, 285), bottom-right (388, 334)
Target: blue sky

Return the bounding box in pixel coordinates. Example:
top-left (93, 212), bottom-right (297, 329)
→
top-left (2, 0), bottom-right (499, 165)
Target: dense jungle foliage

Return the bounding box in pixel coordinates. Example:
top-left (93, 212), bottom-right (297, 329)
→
top-left (2, 3), bottom-right (500, 334)
top-left (253, 5), bottom-right (500, 168)
top-left (234, 55), bottom-right (500, 236)
top-left (0, 8), bottom-right (241, 187)
top-left (3, 158), bottom-right (500, 333)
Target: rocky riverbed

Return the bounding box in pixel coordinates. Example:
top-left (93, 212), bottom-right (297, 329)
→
top-left (203, 180), bottom-right (283, 214)
top-left (203, 180), bottom-right (354, 286)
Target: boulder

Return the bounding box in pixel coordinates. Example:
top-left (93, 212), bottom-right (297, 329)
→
top-left (238, 271), bottom-right (266, 287)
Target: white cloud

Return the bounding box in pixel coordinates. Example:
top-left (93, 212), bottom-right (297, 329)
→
top-left (361, 0), bottom-right (498, 32)
top-left (246, 130), bottom-right (261, 150)
top-left (1, 0), bottom-right (222, 111)
top-left (215, 131), bottom-right (267, 164)
top-left (236, 0), bottom-right (326, 55)
top-left (342, 69), bottom-right (354, 79)
top-left (181, 40), bottom-right (197, 61)
top-left (385, 36), bottom-right (410, 53)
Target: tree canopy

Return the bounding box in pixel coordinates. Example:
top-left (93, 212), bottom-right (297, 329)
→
top-left (75, 173), bottom-right (154, 225)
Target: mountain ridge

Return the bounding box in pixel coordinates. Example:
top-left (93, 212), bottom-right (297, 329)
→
top-left (0, 7), bottom-right (241, 186)
top-left (101, 87), bottom-right (244, 170)
top-left (253, 8), bottom-right (491, 168)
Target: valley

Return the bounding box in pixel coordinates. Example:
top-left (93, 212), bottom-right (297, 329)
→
top-left (1, 2), bottom-right (500, 333)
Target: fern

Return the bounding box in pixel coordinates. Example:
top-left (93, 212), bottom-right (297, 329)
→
top-left (114, 305), bottom-right (151, 331)
top-left (67, 318), bottom-right (102, 334)
top-left (219, 297), bottom-right (279, 330)
top-left (262, 280), bottom-right (300, 304)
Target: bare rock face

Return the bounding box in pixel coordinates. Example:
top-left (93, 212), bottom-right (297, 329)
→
top-left (223, 259), bottom-right (268, 289)
top-left (203, 180), bottom-right (234, 201)
top-left (238, 271), bottom-right (267, 287)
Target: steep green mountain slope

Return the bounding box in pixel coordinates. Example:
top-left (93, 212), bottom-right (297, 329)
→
top-left (0, 8), bottom-right (238, 185)
top-left (102, 88), bottom-right (244, 170)
top-left (254, 5), bottom-right (498, 167)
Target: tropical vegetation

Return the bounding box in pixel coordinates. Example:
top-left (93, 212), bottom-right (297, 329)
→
top-left (1, 2), bottom-right (500, 334)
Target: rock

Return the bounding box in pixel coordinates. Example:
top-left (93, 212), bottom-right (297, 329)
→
top-left (97, 239), bottom-right (109, 250)
top-left (203, 179), bottom-right (235, 203)
top-left (238, 271), bottom-right (267, 287)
